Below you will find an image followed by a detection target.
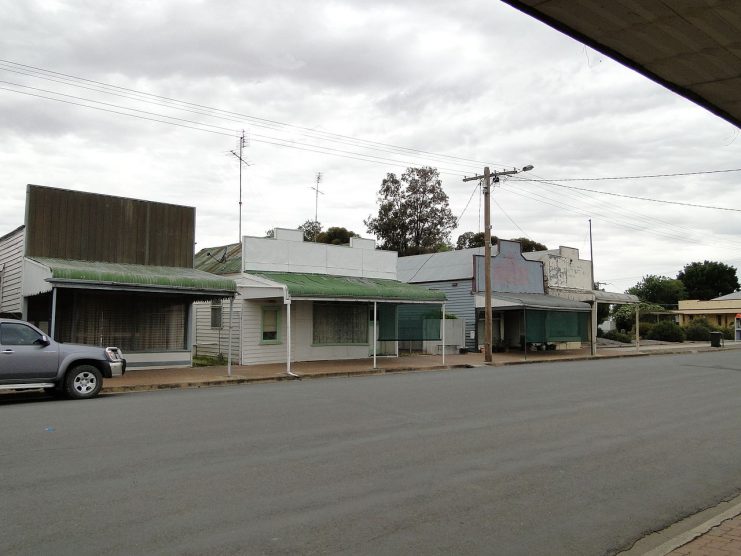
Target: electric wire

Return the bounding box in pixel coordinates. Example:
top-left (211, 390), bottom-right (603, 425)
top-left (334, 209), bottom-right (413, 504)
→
top-left (518, 174), bottom-right (721, 245)
top-left (523, 168), bottom-right (741, 181)
top-left (0, 84), bottom-right (476, 176)
top-left (492, 198), bottom-right (531, 240)
top-left (455, 181), bottom-right (481, 226)
top-left (512, 176), bottom-right (741, 212)
top-left (3, 59), bottom-right (740, 253)
top-left (506, 179), bottom-right (734, 248)
top-left (0, 59), bottom-right (507, 171)
top-left (498, 182), bottom-right (741, 255)
top-left (515, 173), bottom-right (741, 250)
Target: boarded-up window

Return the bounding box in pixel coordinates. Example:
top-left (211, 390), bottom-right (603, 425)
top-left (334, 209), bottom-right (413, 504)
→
top-left (313, 302), bottom-right (368, 345)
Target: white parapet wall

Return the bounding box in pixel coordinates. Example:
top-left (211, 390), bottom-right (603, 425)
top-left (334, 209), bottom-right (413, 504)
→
top-left (243, 230), bottom-right (397, 279)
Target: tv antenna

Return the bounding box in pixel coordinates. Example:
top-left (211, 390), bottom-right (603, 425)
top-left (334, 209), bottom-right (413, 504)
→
top-left (309, 172), bottom-right (324, 224)
top-left (206, 246), bottom-right (228, 264)
top-left (229, 130), bottom-right (251, 243)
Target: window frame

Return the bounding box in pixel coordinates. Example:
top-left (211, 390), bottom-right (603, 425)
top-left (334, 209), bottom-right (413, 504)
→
top-left (260, 305), bottom-right (281, 345)
top-left (312, 302), bottom-right (369, 346)
top-left (210, 300), bottom-right (222, 329)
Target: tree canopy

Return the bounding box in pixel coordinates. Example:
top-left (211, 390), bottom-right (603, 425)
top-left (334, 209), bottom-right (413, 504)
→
top-left (316, 226), bottom-right (359, 245)
top-left (511, 237), bottom-right (547, 252)
top-left (455, 232), bottom-right (547, 252)
top-left (365, 167), bottom-right (456, 256)
top-left (627, 274), bottom-right (687, 306)
top-left (455, 232), bottom-right (485, 249)
top-left (677, 260), bottom-right (739, 300)
top-left (266, 221), bottom-right (359, 245)
top-left (298, 219), bottom-right (322, 242)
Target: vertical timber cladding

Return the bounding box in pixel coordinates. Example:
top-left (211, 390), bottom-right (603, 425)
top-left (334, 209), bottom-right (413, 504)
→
top-left (24, 185), bottom-right (195, 267)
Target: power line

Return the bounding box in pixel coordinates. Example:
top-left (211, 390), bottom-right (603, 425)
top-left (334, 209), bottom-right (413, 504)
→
top-left (492, 198), bottom-right (531, 239)
top-left (455, 181), bottom-right (481, 227)
top-left (523, 168), bottom-right (741, 182)
top-left (512, 176), bottom-right (741, 212)
top-left (516, 171), bottom-right (741, 250)
top-left (0, 84), bottom-right (477, 175)
top-left (498, 182), bottom-right (741, 253)
top-left (0, 59), bottom-right (509, 171)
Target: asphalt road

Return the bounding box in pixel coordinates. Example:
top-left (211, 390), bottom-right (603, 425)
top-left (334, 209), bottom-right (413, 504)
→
top-left (1, 351), bottom-right (740, 555)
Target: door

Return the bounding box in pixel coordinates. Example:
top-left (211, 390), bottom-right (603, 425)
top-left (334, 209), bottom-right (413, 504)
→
top-left (0, 322), bottom-right (59, 380)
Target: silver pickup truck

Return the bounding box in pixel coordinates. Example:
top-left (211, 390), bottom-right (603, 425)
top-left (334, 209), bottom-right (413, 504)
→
top-left (0, 318), bottom-right (126, 399)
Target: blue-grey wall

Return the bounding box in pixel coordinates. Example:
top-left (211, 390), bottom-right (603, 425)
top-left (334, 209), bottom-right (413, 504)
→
top-left (474, 240), bottom-right (544, 294)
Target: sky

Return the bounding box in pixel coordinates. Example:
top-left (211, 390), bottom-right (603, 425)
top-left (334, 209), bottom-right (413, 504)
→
top-left (2, 0), bottom-right (740, 295)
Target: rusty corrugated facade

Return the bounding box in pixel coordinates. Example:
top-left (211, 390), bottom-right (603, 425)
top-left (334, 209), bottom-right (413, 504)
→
top-left (24, 185), bottom-right (195, 267)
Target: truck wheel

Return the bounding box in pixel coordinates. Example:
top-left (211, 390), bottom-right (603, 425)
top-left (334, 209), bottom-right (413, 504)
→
top-left (64, 365), bottom-right (103, 399)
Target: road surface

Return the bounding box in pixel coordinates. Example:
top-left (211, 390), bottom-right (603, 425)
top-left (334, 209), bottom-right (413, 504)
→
top-left (1, 351), bottom-right (740, 555)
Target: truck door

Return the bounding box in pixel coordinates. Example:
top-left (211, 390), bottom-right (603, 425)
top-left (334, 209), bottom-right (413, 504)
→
top-left (0, 322), bottom-right (59, 380)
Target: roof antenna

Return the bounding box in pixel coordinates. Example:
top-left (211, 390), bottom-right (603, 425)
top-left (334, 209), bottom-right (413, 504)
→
top-left (309, 171), bottom-right (324, 224)
top-left (205, 246), bottom-right (228, 264)
top-left (230, 130), bottom-right (251, 244)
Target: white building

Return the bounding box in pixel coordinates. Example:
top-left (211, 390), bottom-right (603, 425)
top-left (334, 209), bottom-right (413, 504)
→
top-left (194, 229), bottom-right (449, 369)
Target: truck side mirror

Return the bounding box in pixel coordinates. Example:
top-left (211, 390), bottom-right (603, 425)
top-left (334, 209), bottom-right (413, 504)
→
top-left (36, 335), bottom-right (51, 347)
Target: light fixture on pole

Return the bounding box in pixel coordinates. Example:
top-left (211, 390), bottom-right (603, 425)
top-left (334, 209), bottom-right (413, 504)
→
top-left (463, 164), bottom-right (534, 363)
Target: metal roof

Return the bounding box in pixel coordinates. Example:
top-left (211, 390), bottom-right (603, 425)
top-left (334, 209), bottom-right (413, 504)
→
top-left (194, 242), bottom-right (242, 275)
top-left (714, 291), bottom-right (741, 300)
top-left (475, 292), bottom-right (591, 312)
top-left (251, 271), bottom-right (446, 303)
top-left (593, 291), bottom-right (639, 304)
top-left (30, 257), bottom-right (236, 296)
top-left (502, 1), bottom-right (741, 128)
top-left (397, 248), bottom-right (484, 283)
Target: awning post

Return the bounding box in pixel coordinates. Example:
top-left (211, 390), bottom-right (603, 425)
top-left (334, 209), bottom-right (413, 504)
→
top-left (50, 287), bottom-right (57, 339)
top-left (373, 301), bottom-right (377, 369)
top-left (286, 298), bottom-right (292, 375)
top-left (635, 304), bottom-right (640, 351)
top-left (523, 308), bottom-right (527, 361)
top-left (591, 300), bottom-right (598, 356)
top-left (442, 303), bottom-right (446, 366)
top-left (226, 297), bottom-right (234, 377)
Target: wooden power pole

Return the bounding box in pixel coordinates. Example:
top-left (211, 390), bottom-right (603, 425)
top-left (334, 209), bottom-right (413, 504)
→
top-left (463, 165), bottom-right (533, 363)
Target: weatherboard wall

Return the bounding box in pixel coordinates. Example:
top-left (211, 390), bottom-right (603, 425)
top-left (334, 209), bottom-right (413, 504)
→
top-left (412, 279), bottom-right (477, 351)
top-left (0, 226), bottom-right (24, 316)
top-left (240, 300), bottom-right (375, 366)
top-left (193, 302), bottom-right (242, 364)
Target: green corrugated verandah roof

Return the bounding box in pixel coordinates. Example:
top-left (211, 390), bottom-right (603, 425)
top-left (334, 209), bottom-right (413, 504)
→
top-left (250, 271), bottom-right (446, 303)
top-left (32, 257), bottom-right (237, 296)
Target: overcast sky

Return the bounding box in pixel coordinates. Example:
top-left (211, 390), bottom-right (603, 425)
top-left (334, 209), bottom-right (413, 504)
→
top-left (2, 0), bottom-right (740, 295)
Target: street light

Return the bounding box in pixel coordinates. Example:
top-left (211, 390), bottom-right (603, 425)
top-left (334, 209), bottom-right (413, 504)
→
top-left (463, 164), bottom-right (534, 363)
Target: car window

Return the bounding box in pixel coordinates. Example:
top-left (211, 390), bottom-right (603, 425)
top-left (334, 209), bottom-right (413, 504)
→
top-left (0, 323), bottom-right (44, 346)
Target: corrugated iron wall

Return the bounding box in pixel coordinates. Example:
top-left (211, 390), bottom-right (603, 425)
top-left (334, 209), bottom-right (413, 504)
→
top-left (24, 185), bottom-right (195, 267)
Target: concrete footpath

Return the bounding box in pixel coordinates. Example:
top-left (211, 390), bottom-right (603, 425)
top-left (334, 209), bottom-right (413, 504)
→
top-left (104, 340), bottom-right (741, 394)
top-left (103, 340), bottom-right (741, 555)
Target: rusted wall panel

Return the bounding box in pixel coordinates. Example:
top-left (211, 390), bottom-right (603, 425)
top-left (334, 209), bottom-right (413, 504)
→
top-left (25, 185), bottom-right (195, 267)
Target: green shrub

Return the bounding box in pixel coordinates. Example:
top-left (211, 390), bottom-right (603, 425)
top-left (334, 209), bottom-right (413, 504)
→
top-left (721, 326), bottom-right (735, 340)
top-left (637, 322), bottom-right (655, 339)
top-left (596, 327), bottom-right (604, 338)
top-left (684, 321), bottom-right (712, 341)
top-left (646, 321), bottom-right (685, 342)
top-left (604, 330), bottom-right (632, 344)
top-left (193, 354), bottom-right (227, 367)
